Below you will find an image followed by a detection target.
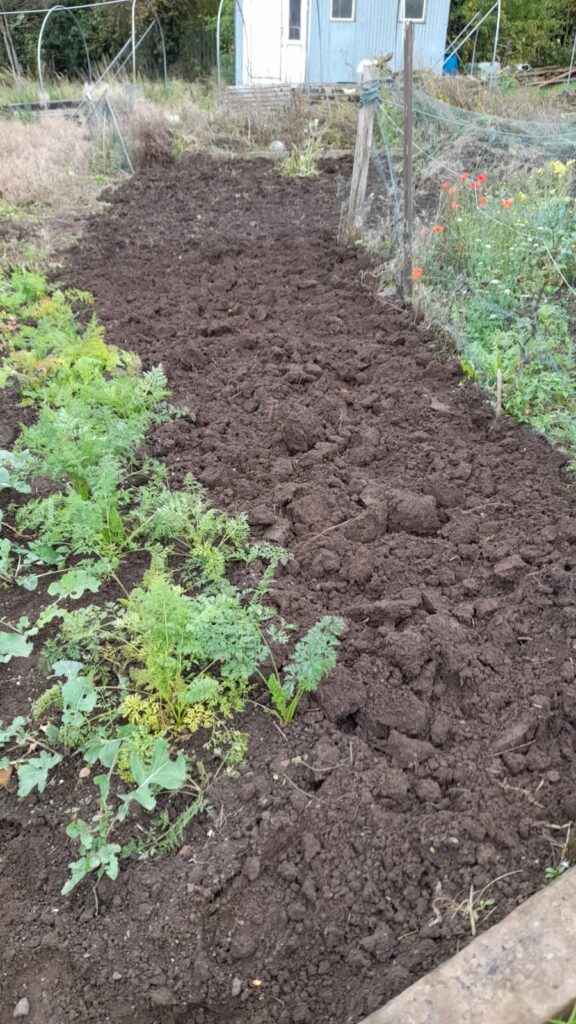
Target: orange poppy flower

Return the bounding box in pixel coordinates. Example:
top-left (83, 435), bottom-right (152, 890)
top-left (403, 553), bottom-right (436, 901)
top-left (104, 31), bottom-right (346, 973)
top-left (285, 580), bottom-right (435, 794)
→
top-left (501, 198), bottom-right (514, 209)
top-left (459, 172), bottom-right (470, 180)
top-left (470, 181), bottom-right (480, 190)
top-left (475, 173), bottom-right (488, 183)
top-left (450, 201), bottom-right (459, 210)
top-left (432, 224), bottom-right (444, 234)
top-left (412, 267), bottom-right (423, 280)
top-left (441, 181), bottom-right (450, 191)
top-left (448, 185), bottom-right (457, 196)
top-left (478, 196), bottom-right (487, 207)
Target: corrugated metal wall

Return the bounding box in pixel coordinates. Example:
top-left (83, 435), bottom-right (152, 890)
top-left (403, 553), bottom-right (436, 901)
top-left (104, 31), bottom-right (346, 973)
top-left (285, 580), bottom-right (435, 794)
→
top-left (307, 0), bottom-right (451, 82)
top-left (235, 0), bottom-right (451, 85)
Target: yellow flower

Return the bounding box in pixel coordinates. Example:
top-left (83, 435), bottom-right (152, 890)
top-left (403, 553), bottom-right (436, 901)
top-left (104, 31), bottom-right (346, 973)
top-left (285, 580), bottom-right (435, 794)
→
top-left (518, 191), bottom-right (527, 202)
top-left (550, 160), bottom-right (567, 177)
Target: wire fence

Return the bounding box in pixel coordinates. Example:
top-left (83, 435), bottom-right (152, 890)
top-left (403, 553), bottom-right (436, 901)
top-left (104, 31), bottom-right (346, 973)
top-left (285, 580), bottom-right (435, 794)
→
top-left (370, 81), bottom-right (576, 465)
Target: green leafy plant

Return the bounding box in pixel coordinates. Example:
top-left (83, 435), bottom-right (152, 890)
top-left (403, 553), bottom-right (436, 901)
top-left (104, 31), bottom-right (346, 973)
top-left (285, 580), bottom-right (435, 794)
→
top-left (0, 265), bottom-right (345, 897)
top-left (413, 161), bottom-right (576, 465)
top-left (281, 122), bottom-right (323, 179)
top-left (264, 615), bottom-right (345, 723)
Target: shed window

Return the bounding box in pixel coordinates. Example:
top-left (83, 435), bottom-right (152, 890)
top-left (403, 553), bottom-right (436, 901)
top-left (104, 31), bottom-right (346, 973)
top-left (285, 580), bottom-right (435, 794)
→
top-left (331, 0), bottom-right (355, 20)
top-left (289, 0), bottom-right (302, 39)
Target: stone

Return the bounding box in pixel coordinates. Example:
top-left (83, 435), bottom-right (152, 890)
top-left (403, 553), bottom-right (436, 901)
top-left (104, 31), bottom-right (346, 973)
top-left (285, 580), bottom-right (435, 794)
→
top-left (231, 977), bottom-right (242, 997)
top-left (13, 999), bottom-right (30, 1018)
top-left (493, 554), bottom-right (528, 582)
top-left (112, 971), bottom-right (122, 982)
top-left (358, 869), bottom-right (576, 1024)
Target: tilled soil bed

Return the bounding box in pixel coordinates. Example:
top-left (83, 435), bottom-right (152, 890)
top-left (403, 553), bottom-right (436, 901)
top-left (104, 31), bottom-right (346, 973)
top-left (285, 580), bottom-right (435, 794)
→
top-left (1, 155), bottom-right (576, 1024)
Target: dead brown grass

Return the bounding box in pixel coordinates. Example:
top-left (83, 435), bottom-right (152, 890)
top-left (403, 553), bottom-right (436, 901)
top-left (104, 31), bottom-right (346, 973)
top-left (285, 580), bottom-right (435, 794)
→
top-left (418, 71), bottom-right (576, 122)
top-left (0, 113), bottom-right (92, 206)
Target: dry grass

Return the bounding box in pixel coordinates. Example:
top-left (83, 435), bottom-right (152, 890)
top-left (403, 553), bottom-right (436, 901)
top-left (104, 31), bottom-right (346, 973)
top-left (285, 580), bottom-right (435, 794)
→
top-left (0, 113), bottom-right (92, 207)
top-left (418, 71), bottom-right (576, 122)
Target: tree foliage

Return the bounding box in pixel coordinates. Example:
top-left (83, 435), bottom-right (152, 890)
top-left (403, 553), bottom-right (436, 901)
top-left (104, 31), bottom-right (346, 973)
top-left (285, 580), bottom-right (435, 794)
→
top-left (449, 0), bottom-right (576, 66)
top-left (1, 0), bottom-right (234, 80)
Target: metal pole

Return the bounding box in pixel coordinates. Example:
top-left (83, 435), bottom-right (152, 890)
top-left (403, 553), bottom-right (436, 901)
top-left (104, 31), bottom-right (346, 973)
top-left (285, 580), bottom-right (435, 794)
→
top-left (567, 30), bottom-right (576, 90)
top-left (216, 0), bottom-right (225, 87)
top-left (489, 0), bottom-right (501, 90)
top-left (402, 20), bottom-right (414, 300)
top-left (131, 0), bottom-right (137, 87)
top-left (439, 1), bottom-right (498, 68)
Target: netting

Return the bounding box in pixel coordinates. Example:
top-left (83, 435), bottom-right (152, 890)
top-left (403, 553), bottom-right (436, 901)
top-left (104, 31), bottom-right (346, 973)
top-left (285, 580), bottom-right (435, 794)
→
top-left (369, 79), bottom-right (576, 467)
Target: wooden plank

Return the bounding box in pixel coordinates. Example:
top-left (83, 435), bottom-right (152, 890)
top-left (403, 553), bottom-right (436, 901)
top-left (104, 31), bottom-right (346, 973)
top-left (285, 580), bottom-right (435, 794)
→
top-left (339, 62), bottom-right (379, 245)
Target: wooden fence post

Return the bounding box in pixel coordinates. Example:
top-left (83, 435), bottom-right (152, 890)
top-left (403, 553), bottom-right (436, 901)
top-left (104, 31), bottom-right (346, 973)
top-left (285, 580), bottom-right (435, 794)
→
top-left (339, 61), bottom-right (379, 245)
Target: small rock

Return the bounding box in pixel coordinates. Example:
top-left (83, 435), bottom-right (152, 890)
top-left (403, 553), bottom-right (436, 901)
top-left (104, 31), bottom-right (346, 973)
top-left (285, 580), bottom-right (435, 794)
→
top-left (493, 554), bottom-right (528, 582)
top-left (231, 977), bottom-right (242, 997)
top-left (112, 971), bottom-right (122, 982)
top-left (13, 1000), bottom-right (30, 1019)
top-left (475, 597), bottom-right (500, 619)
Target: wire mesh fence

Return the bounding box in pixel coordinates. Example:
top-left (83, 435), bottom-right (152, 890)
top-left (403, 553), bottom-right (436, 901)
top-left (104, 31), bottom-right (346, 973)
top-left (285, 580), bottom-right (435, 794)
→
top-left (369, 78), bottom-right (576, 466)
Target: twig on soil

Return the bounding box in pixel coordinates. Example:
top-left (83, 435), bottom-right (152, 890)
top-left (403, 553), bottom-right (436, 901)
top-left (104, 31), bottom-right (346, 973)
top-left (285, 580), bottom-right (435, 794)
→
top-left (297, 515), bottom-right (358, 551)
top-left (496, 777), bottom-right (545, 808)
top-left (495, 739), bottom-right (535, 756)
top-left (277, 771), bottom-right (319, 805)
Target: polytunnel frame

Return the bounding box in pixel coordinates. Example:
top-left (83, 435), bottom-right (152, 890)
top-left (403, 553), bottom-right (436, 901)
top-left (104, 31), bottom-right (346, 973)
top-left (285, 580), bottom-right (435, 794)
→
top-left (37, 4), bottom-right (93, 98)
top-left (35, 0), bottom-right (167, 102)
top-left (216, 0), bottom-right (251, 87)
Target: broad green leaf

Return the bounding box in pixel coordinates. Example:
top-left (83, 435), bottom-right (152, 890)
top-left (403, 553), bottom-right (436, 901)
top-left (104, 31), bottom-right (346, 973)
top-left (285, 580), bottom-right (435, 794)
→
top-left (0, 716), bottom-right (28, 745)
top-left (48, 569), bottom-right (101, 600)
top-left (53, 661), bottom-right (97, 720)
top-left (0, 631), bottom-right (33, 663)
top-left (94, 772), bottom-right (110, 802)
top-left (125, 739), bottom-right (187, 811)
top-left (66, 819), bottom-right (93, 849)
top-left (36, 605), bottom-right (65, 629)
top-left (17, 751), bottom-right (62, 796)
top-left (62, 843), bottom-right (121, 895)
top-left (83, 736), bottom-right (121, 768)
top-left (20, 574), bottom-right (39, 592)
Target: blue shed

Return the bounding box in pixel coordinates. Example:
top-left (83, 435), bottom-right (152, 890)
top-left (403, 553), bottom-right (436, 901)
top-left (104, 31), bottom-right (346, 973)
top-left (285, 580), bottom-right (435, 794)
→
top-left (234, 0), bottom-right (451, 86)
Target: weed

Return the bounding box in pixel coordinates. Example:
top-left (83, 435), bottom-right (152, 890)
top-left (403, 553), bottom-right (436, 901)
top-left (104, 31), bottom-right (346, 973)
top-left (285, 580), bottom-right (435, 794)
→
top-left (281, 121), bottom-right (323, 178)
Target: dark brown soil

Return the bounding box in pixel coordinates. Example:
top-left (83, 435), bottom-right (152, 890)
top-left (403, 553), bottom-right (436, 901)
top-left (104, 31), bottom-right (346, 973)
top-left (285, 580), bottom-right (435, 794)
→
top-left (1, 155), bottom-right (576, 1024)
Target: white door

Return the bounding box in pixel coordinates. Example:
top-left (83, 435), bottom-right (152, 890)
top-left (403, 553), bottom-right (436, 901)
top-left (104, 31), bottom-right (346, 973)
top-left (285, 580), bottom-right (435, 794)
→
top-left (243, 0), bottom-right (283, 84)
top-left (281, 0), bottom-right (309, 84)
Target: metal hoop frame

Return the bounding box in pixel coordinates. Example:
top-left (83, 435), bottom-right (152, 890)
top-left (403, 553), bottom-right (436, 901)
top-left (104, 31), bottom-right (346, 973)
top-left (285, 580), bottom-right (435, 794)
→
top-left (36, 0), bottom-right (166, 102)
top-left (37, 4), bottom-right (93, 99)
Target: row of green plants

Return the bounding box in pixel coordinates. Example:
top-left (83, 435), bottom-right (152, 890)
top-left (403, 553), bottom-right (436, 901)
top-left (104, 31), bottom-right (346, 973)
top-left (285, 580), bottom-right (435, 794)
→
top-left (0, 268), bottom-right (344, 896)
top-left (412, 160), bottom-right (576, 468)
